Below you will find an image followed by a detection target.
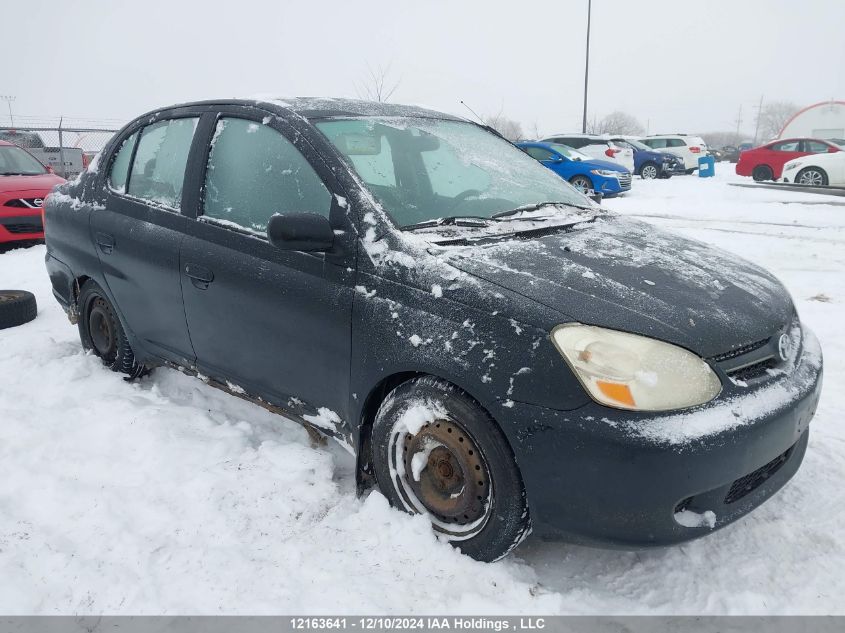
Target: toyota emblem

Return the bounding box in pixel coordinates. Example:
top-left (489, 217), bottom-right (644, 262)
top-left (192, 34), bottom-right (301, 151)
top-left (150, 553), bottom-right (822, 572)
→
top-left (778, 333), bottom-right (790, 361)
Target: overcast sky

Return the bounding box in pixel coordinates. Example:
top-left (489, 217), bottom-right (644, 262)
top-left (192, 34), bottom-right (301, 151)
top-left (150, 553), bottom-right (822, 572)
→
top-left (4, 0), bottom-right (844, 136)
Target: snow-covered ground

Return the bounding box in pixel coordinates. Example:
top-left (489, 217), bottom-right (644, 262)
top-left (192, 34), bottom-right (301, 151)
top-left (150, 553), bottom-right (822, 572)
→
top-left (0, 169), bottom-right (843, 614)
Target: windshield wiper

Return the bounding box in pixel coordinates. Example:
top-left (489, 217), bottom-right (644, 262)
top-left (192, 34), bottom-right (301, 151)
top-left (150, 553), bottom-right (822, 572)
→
top-left (0, 172), bottom-right (26, 176)
top-left (492, 201), bottom-right (593, 219)
top-left (401, 216), bottom-right (491, 231)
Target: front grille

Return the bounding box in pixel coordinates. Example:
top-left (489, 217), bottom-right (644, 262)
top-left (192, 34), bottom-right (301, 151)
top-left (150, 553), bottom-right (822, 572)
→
top-left (710, 338), bottom-right (770, 363)
top-left (3, 198), bottom-right (43, 209)
top-left (4, 220), bottom-right (43, 234)
top-left (728, 358), bottom-right (778, 382)
top-left (724, 446), bottom-right (793, 504)
top-left (616, 173), bottom-right (632, 188)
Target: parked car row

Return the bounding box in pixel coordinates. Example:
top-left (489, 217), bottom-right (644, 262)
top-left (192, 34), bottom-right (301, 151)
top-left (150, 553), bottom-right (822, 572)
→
top-left (515, 132), bottom-right (697, 199)
top-left (734, 137), bottom-right (845, 183)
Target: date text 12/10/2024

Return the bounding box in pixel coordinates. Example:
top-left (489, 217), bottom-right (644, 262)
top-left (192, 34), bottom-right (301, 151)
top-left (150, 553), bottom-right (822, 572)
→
top-left (289, 617), bottom-right (547, 630)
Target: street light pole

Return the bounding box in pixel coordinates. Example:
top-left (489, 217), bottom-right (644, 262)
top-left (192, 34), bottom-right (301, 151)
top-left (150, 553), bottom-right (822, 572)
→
top-left (1, 95), bottom-right (16, 126)
top-left (581, 0), bottom-right (592, 133)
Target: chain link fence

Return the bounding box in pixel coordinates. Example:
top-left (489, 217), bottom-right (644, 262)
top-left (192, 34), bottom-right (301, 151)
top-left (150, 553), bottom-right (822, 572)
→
top-left (0, 119), bottom-right (120, 178)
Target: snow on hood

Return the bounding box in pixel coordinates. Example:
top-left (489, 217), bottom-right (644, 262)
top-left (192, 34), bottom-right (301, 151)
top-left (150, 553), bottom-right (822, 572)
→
top-left (436, 214), bottom-right (795, 358)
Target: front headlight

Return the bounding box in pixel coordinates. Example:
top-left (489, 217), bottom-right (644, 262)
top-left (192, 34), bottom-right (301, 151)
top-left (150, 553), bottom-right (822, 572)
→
top-left (551, 324), bottom-right (722, 411)
top-left (590, 169), bottom-right (619, 177)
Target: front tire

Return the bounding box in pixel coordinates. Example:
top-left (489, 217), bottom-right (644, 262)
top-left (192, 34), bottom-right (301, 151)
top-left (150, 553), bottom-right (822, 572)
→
top-left (371, 377), bottom-right (531, 562)
top-left (77, 280), bottom-right (144, 378)
top-left (752, 165), bottom-right (773, 181)
top-left (569, 174), bottom-right (594, 193)
top-left (640, 162), bottom-right (659, 179)
top-left (796, 167), bottom-right (828, 186)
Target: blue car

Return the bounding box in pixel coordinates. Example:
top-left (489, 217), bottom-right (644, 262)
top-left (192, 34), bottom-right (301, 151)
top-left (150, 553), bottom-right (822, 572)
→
top-left (516, 141), bottom-right (632, 196)
top-left (609, 137), bottom-right (684, 179)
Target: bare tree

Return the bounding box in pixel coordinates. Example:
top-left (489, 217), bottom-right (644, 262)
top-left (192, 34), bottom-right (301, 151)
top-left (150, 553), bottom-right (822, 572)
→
top-left (356, 62), bottom-right (400, 103)
top-left (482, 110), bottom-right (524, 142)
top-left (756, 101), bottom-right (800, 141)
top-left (587, 111), bottom-right (645, 136)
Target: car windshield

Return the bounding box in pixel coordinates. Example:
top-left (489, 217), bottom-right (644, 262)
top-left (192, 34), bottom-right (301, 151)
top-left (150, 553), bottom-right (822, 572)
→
top-left (621, 139), bottom-right (652, 152)
top-left (0, 145), bottom-right (47, 175)
top-left (315, 117), bottom-right (589, 228)
top-left (549, 143), bottom-right (590, 161)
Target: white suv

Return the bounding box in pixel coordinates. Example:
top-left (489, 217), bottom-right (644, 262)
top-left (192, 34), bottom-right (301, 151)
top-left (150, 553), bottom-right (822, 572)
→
top-left (540, 134), bottom-right (635, 173)
top-left (639, 134), bottom-right (708, 173)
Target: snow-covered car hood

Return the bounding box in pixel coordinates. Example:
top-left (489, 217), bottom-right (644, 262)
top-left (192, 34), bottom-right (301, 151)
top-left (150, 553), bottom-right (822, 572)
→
top-left (438, 215), bottom-right (794, 358)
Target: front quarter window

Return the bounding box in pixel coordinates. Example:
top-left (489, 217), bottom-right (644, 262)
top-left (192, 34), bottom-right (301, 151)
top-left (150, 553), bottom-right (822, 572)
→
top-left (316, 117), bottom-right (588, 228)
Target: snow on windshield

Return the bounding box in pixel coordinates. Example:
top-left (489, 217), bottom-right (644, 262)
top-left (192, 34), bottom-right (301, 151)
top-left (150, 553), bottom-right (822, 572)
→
top-left (315, 116), bottom-right (589, 228)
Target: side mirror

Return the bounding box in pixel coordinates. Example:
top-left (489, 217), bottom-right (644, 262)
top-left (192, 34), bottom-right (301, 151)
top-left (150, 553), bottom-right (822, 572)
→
top-left (829, 147), bottom-right (839, 153)
top-left (46, 165), bottom-right (55, 174)
top-left (267, 212), bottom-right (334, 252)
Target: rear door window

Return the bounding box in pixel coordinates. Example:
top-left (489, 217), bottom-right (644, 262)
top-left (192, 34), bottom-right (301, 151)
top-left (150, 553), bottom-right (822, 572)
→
top-left (644, 138), bottom-right (666, 148)
top-left (804, 140), bottom-right (830, 153)
top-left (667, 138), bottom-right (686, 148)
top-left (127, 118), bottom-right (198, 209)
top-left (202, 117), bottom-right (331, 234)
top-left (108, 132), bottom-right (138, 193)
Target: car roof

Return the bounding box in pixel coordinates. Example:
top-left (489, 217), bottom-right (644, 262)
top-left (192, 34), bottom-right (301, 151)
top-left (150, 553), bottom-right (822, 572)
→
top-left (144, 97), bottom-right (465, 122)
top-left (544, 133), bottom-right (609, 139)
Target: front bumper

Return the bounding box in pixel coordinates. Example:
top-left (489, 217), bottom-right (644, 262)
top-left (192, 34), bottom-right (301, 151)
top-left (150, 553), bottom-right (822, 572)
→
top-left (0, 209), bottom-right (44, 243)
top-left (505, 327), bottom-right (823, 548)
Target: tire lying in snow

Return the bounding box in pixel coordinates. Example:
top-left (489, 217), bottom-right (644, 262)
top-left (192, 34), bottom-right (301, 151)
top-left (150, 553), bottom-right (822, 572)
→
top-left (0, 290), bottom-right (38, 330)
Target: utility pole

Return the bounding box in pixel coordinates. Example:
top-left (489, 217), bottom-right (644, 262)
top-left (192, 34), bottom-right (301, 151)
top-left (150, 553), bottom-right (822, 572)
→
top-left (0, 95), bottom-right (16, 126)
top-left (734, 104), bottom-right (743, 142)
top-left (581, 0), bottom-right (592, 133)
top-left (752, 94), bottom-right (764, 144)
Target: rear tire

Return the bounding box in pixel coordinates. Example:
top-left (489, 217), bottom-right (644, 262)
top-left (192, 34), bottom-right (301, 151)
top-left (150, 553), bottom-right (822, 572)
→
top-left (796, 167), bottom-right (828, 186)
top-left (0, 290), bottom-right (37, 330)
top-left (569, 174), bottom-right (594, 193)
top-left (77, 280), bottom-right (144, 378)
top-left (371, 377), bottom-right (531, 562)
top-left (752, 165), bottom-right (773, 181)
top-left (640, 162), bottom-right (659, 179)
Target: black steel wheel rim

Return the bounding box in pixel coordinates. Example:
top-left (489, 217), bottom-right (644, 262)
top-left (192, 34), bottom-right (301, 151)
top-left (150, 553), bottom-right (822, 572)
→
top-left (88, 298), bottom-right (117, 361)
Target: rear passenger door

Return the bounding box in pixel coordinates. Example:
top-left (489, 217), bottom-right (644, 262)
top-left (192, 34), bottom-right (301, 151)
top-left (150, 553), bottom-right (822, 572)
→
top-left (91, 112), bottom-right (206, 366)
top-left (179, 107), bottom-right (355, 423)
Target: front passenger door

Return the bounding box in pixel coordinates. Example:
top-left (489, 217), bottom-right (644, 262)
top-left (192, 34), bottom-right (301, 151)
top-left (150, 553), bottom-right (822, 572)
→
top-left (179, 112), bottom-right (355, 424)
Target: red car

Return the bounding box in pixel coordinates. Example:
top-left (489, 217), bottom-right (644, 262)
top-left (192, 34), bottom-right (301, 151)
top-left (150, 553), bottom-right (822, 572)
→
top-left (1, 140), bottom-right (65, 244)
top-left (736, 137), bottom-right (841, 181)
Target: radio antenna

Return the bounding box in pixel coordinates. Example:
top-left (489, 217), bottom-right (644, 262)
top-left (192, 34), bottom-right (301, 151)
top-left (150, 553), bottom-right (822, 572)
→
top-left (460, 100), bottom-right (485, 125)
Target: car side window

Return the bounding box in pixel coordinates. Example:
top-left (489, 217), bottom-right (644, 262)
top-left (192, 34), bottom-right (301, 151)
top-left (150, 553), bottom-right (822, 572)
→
top-left (525, 147), bottom-right (555, 161)
top-left (108, 132), bottom-right (138, 193)
top-left (127, 118), bottom-right (198, 209)
top-left (805, 140), bottom-right (830, 153)
top-left (772, 140), bottom-right (800, 152)
top-left (202, 117), bottom-right (331, 233)
top-left (644, 138), bottom-right (665, 148)
top-left (667, 138), bottom-right (686, 148)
